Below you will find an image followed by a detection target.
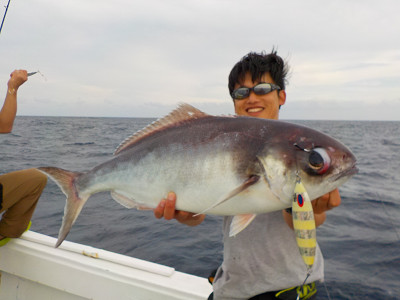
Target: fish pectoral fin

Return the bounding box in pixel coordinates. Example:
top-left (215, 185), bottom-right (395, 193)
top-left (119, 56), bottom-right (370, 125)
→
top-left (229, 214), bottom-right (257, 237)
top-left (193, 175), bottom-right (260, 216)
top-left (110, 191), bottom-right (152, 210)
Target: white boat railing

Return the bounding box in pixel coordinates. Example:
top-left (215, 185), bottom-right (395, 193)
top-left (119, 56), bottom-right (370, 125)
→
top-left (0, 231), bottom-right (213, 300)
top-left (20, 231), bottom-right (176, 277)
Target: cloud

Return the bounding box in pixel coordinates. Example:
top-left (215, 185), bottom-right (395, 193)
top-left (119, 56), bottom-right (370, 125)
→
top-left (1, 0), bottom-right (400, 120)
top-left (280, 99), bottom-right (400, 121)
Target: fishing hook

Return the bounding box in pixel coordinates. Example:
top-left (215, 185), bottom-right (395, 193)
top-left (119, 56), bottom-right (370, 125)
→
top-left (293, 142), bottom-right (314, 152)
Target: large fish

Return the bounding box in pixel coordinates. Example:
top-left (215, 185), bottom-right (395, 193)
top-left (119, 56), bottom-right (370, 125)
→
top-left (38, 104), bottom-right (357, 247)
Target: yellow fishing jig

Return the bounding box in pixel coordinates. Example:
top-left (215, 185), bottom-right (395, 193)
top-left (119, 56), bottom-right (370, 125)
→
top-left (292, 176), bottom-right (316, 273)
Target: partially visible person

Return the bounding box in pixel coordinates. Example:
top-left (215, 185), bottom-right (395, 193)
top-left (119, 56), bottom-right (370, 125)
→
top-left (0, 70), bottom-right (47, 246)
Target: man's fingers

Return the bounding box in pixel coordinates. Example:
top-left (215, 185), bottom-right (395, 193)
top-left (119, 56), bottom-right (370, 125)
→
top-left (328, 189), bottom-right (341, 208)
top-left (163, 192), bottom-right (177, 220)
top-left (312, 189), bottom-right (341, 214)
top-left (153, 199), bottom-right (166, 219)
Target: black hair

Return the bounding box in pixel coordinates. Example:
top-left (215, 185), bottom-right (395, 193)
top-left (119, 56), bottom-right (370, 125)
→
top-left (228, 49), bottom-right (289, 97)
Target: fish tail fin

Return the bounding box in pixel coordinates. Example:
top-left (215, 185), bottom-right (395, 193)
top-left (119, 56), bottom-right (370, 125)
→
top-left (37, 167), bottom-right (88, 248)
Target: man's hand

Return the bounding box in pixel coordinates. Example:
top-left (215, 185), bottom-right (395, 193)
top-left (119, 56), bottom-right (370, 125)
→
top-left (311, 188), bottom-right (341, 227)
top-left (1, 70), bottom-right (28, 133)
top-left (312, 188), bottom-right (341, 214)
top-left (153, 192), bottom-right (205, 226)
top-left (8, 70), bottom-right (28, 92)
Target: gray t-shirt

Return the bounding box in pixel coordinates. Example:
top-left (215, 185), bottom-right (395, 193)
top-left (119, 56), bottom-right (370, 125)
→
top-left (212, 211), bottom-right (324, 300)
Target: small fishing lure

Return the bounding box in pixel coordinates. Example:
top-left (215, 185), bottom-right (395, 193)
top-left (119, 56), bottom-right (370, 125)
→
top-left (292, 176), bottom-right (316, 273)
top-left (27, 70), bottom-right (47, 81)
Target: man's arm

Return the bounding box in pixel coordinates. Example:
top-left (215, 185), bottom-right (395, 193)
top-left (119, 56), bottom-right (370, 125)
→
top-left (282, 188), bottom-right (341, 229)
top-left (0, 70), bottom-right (28, 133)
top-left (153, 192), bottom-right (206, 226)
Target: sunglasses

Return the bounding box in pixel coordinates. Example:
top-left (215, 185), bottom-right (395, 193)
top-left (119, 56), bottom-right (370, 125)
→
top-left (231, 83), bottom-right (281, 100)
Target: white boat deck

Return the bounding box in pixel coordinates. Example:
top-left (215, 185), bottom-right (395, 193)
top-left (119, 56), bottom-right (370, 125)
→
top-left (0, 231), bottom-right (212, 300)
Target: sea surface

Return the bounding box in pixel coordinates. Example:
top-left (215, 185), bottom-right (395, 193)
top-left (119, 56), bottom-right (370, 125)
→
top-left (1, 116), bottom-right (399, 300)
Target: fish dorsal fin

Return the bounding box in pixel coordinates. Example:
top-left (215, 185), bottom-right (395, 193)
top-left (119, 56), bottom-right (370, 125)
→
top-left (114, 103), bottom-right (209, 155)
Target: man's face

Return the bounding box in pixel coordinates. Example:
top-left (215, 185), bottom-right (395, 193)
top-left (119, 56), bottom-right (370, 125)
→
top-left (233, 72), bottom-right (286, 120)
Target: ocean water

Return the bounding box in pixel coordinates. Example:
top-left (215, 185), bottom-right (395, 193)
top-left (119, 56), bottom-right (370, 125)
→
top-left (1, 116), bottom-right (399, 300)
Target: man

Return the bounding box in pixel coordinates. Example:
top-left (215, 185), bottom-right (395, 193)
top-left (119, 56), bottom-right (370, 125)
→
top-left (154, 51), bottom-right (341, 299)
top-left (0, 70), bottom-right (47, 246)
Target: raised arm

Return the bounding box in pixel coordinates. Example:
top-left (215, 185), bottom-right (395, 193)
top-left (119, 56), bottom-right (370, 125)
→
top-left (0, 70), bottom-right (28, 133)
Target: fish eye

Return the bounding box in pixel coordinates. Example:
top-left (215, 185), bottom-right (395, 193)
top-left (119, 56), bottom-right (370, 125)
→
top-left (308, 148), bottom-right (330, 174)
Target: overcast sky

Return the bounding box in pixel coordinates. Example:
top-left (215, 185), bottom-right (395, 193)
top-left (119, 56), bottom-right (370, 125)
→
top-left (1, 0), bottom-right (399, 120)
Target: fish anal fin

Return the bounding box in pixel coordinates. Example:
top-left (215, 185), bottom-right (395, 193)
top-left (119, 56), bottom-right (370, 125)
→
top-left (114, 103), bottom-right (210, 155)
top-left (194, 175), bottom-right (260, 216)
top-left (110, 191), bottom-right (152, 210)
top-left (229, 214), bottom-right (257, 237)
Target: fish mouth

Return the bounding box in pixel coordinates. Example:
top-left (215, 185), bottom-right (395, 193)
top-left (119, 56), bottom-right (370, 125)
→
top-left (332, 164), bottom-right (358, 181)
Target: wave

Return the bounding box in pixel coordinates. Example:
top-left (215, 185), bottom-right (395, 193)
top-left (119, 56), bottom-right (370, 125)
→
top-left (63, 142), bottom-right (96, 146)
top-left (381, 139), bottom-right (400, 146)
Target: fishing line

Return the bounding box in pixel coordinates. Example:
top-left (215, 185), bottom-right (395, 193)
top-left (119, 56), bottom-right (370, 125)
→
top-left (0, 0), bottom-right (11, 35)
top-left (296, 273), bottom-right (311, 300)
top-left (377, 194), bottom-right (400, 243)
top-left (322, 280), bottom-right (332, 300)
